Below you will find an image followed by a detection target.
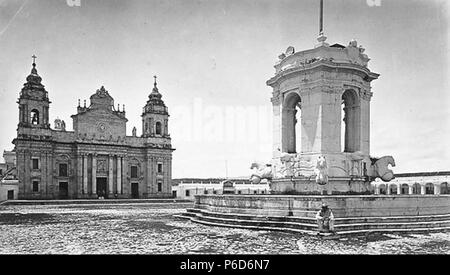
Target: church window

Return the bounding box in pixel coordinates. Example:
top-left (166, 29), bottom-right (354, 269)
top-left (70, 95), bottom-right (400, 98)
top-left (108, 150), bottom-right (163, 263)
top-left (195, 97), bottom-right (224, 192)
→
top-left (32, 181), bottom-right (39, 192)
top-left (59, 163), bottom-right (68, 177)
top-left (30, 109), bottom-right (39, 125)
top-left (157, 163), bottom-right (163, 174)
top-left (185, 190), bottom-right (190, 197)
top-left (131, 166), bottom-right (138, 178)
top-left (157, 181), bottom-right (162, 192)
top-left (155, 121), bottom-right (162, 135)
top-left (32, 158), bottom-right (39, 170)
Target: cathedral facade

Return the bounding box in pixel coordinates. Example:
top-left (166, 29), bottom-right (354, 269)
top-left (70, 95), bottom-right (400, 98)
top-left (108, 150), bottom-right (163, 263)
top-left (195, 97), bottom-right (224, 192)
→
top-left (13, 60), bottom-right (174, 199)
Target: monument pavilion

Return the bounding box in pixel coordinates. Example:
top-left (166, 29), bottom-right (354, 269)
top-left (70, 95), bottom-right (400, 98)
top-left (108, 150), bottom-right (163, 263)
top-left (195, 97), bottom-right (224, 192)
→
top-left (266, 0), bottom-right (394, 194)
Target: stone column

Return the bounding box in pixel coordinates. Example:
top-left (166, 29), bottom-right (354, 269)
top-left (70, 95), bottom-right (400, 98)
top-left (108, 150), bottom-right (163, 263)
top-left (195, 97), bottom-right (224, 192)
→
top-left (408, 184), bottom-right (413, 195)
top-left (83, 154), bottom-right (88, 195)
top-left (24, 104), bottom-right (29, 124)
top-left (434, 184), bottom-right (440, 195)
top-left (374, 184), bottom-right (379, 195)
top-left (164, 118), bottom-right (168, 136)
top-left (322, 90), bottom-right (342, 153)
top-left (271, 96), bottom-right (282, 159)
top-left (360, 98), bottom-right (371, 155)
top-left (149, 118), bottom-right (154, 135)
top-left (397, 184), bottom-right (401, 195)
top-left (117, 155), bottom-right (122, 194)
top-left (77, 153), bottom-right (83, 197)
top-left (42, 152), bottom-right (48, 197)
top-left (146, 156), bottom-right (153, 196)
top-left (92, 154), bottom-right (97, 195)
top-left (19, 105), bottom-right (23, 124)
top-left (108, 155), bottom-right (114, 195)
top-left (282, 108), bottom-right (297, 154)
top-left (386, 184), bottom-right (391, 195)
top-left (420, 184), bottom-right (426, 195)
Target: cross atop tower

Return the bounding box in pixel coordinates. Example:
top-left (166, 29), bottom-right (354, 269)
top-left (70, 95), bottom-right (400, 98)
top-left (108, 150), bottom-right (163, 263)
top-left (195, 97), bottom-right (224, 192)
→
top-left (32, 54), bottom-right (37, 65)
top-left (153, 75), bottom-right (157, 87)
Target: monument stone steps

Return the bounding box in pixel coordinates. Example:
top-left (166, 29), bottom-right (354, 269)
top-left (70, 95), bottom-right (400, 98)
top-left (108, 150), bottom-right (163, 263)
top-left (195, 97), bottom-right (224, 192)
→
top-left (182, 208), bottom-right (450, 235)
top-left (188, 208), bottom-right (450, 225)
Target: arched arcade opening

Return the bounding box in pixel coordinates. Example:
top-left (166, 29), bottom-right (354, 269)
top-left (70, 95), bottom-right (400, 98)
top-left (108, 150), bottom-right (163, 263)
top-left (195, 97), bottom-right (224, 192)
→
top-left (341, 90), bottom-right (361, 153)
top-left (282, 92), bottom-right (302, 154)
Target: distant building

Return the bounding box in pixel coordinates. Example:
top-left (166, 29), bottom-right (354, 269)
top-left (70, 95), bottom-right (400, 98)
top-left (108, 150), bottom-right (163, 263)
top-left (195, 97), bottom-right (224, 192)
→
top-left (0, 150), bottom-right (19, 201)
top-left (172, 178), bottom-right (270, 200)
top-left (372, 171), bottom-right (450, 195)
top-left (0, 150), bottom-right (16, 178)
top-left (12, 59), bottom-right (174, 199)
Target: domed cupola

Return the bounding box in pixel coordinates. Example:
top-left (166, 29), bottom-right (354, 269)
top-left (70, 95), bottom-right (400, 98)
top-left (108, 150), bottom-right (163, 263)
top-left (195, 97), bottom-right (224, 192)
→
top-left (26, 63), bottom-right (43, 85)
top-left (143, 76), bottom-right (168, 115)
top-left (21, 55), bottom-right (48, 97)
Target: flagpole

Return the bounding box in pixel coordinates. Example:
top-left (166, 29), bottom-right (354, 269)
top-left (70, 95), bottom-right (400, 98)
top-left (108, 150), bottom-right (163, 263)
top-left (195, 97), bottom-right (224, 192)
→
top-left (319, 0), bottom-right (323, 35)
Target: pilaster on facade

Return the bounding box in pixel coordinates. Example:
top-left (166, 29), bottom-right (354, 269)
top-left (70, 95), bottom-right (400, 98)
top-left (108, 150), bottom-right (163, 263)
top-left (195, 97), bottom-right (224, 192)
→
top-left (91, 154), bottom-right (97, 194)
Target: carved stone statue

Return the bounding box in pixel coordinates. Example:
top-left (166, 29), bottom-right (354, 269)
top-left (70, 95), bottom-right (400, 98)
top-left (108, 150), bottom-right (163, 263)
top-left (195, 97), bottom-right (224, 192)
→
top-left (279, 151), bottom-right (296, 177)
top-left (274, 149), bottom-right (315, 178)
top-left (54, 118), bottom-right (61, 129)
top-left (371, 156), bottom-right (396, 182)
top-left (348, 39), bottom-right (358, 47)
top-left (249, 162), bottom-right (273, 184)
top-left (61, 120), bottom-right (66, 131)
top-left (314, 155), bottom-right (328, 185)
top-left (132, 127), bottom-right (137, 137)
top-left (31, 113), bottom-right (38, 124)
top-left (347, 151), bottom-right (365, 176)
top-left (97, 159), bottom-right (106, 173)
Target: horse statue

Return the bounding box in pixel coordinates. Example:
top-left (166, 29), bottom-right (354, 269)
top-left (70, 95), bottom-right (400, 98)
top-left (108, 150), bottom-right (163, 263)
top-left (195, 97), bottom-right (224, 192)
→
top-left (250, 162), bottom-right (273, 184)
top-left (371, 156), bottom-right (396, 182)
top-left (314, 155), bottom-right (328, 185)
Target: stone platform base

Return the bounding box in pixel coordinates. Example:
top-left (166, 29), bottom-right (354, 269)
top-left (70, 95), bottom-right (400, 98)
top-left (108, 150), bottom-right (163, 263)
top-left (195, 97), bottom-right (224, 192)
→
top-left (270, 177), bottom-right (372, 195)
top-left (178, 194), bottom-right (450, 235)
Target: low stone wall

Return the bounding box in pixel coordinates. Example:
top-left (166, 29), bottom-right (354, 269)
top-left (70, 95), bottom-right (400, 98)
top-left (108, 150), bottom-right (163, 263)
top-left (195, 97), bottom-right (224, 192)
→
top-left (194, 194), bottom-right (450, 218)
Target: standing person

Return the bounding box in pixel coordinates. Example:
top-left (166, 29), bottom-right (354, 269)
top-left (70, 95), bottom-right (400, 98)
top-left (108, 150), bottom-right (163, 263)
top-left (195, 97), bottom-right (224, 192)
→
top-left (315, 203), bottom-right (335, 233)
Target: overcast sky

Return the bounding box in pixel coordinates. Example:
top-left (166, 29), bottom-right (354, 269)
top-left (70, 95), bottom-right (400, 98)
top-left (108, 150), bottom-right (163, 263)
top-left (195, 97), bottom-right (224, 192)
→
top-left (0, 0), bottom-right (448, 178)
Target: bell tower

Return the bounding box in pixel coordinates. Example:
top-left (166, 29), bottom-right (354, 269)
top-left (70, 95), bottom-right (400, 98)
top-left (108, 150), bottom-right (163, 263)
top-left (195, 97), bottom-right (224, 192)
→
top-left (17, 55), bottom-right (51, 130)
top-left (141, 76), bottom-right (170, 138)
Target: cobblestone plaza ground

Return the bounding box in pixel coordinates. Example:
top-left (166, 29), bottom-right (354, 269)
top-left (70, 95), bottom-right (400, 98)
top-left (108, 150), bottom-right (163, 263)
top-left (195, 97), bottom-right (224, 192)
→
top-left (0, 203), bottom-right (448, 254)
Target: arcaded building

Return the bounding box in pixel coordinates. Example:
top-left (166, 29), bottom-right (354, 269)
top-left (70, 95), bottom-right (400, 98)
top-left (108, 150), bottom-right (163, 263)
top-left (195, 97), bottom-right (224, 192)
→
top-left (13, 60), bottom-right (174, 199)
